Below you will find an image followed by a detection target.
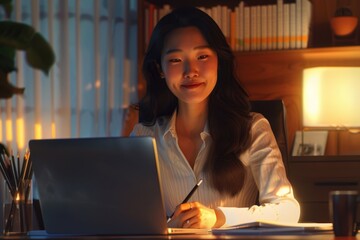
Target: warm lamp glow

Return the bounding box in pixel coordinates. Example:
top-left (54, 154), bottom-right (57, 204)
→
top-left (35, 123), bottom-right (42, 139)
top-left (303, 67), bottom-right (360, 128)
top-left (6, 119), bottom-right (13, 141)
top-left (51, 122), bottom-right (56, 138)
top-left (0, 119), bottom-right (2, 142)
top-left (16, 118), bottom-right (25, 150)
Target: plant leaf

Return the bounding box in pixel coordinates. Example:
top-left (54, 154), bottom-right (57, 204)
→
top-left (0, 21), bottom-right (36, 50)
top-left (0, 21), bottom-right (55, 74)
top-left (26, 33), bottom-right (55, 75)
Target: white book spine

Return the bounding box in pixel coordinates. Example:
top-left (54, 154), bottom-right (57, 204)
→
top-left (296, 0), bottom-right (302, 49)
top-left (244, 5), bottom-right (251, 51)
top-left (283, 3), bottom-right (290, 49)
top-left (301, 0), bottom-right (312, 48)
top-left (261, 5), bottom-right (268, 50)
top-left (250, 6), bottom-right (257, 51)
top-left (272, 5), bottom-right (277, 49)
top-left (267, 4), bottom-right (273, 50)
top-left (290, 2), bottom-right (296, 49)
top-left (277, 0), bottom-right (284, 50)
top-left (256, 5), bottom-right (261, 51)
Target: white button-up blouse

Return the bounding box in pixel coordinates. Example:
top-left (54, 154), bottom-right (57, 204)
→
top-left (130, 111), bottom-right (300, 227)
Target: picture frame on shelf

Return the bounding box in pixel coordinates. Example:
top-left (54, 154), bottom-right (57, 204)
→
top-left (292, 131), bottom-right (328, 156)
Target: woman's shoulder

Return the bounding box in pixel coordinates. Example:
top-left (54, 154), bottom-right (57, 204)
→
top-left (248, 112), bottom-right (274, 142)
top-left (250, 112), bottom-right (270, 127)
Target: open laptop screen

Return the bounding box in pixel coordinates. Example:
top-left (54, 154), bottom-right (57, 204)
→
top-left (29, 136), bottom-right (168, 235)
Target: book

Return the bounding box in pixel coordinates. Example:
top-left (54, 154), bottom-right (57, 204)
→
top-left (250, 5), bottom-right (257, 51)
top-left (301, 0), bottom-right (312, 48)
top-left (212, 220), bottom-right (333, 235)
top-left (238, 2), bottom-right (245, 51)
top-left (243, 5), bottom-right (251, 51)
top-left (267, 4), bottom-right (273, 50)
top-left (283, 2), bottom-right (290, 49)
top-left (289, 2), bottom-right (296, 49)
top-left (261, 5), bottom-right (268, 50)
top-left (277, 0), bottom-right (284, 49)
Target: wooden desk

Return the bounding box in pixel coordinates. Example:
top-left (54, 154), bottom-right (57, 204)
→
top-left (1, 233), bottom-right (359, 240)
top-left (289, 155), bottom-right (360, 222)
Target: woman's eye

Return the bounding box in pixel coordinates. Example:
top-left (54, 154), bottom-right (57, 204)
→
top-left (169, 58), bottom-right (181, 63)
top-left (198, 55), bottom-right (208, 60)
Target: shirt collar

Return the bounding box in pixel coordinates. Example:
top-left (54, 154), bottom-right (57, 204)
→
top-left (163, 110), bottom-right (211, 140)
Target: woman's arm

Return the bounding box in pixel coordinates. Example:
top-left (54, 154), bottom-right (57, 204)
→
top-left (217, 114), bottom-right (300, 227)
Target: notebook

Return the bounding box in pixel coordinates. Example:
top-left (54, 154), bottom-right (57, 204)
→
top-left (29, 136), bottom-right (209, 236)
top-left (212, 220), bottom-right (333, 235)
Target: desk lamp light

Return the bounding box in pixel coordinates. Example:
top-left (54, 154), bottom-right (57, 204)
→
top-left (302, 67), bottom-right (360, 155)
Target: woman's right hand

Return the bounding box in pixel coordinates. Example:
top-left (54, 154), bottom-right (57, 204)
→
top-left (167, 202), bottom-right (225, 229)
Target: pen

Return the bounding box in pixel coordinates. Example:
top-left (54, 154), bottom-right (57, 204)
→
top-left (167, 179), bottom-right (203, 223)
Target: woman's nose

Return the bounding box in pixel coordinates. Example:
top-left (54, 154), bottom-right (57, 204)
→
top-left (184, 61), bottom-right (199, 79)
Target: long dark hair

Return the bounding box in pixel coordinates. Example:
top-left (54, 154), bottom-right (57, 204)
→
top-left (140, 7), bottom-right (252, 196)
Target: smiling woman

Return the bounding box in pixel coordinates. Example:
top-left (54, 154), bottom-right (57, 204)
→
top-left (131, 6), bottom-right (300, 229)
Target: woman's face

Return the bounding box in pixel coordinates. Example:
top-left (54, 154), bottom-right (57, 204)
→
top-left (160, 27), bottom-right (218, 106)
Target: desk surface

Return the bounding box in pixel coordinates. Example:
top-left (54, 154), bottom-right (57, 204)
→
top-left (1, 233), bottom-right (359, 240)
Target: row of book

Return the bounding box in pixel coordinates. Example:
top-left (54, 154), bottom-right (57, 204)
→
top-left (143, 0), bottom-right (312, 51)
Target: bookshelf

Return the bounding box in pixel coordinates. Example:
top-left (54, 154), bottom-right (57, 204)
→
top-left (139, 0), bottom-right (312, 52)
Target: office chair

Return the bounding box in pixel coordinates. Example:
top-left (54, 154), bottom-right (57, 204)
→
top-left (250, 100), bottom-right (289, 172)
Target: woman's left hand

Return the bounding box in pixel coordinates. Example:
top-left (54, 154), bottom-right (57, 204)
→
top-left (168, 201), bottom-right (221, 229)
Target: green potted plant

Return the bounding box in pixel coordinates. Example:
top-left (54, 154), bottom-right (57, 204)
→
top-left (0, 0), bottom-right (55, 99)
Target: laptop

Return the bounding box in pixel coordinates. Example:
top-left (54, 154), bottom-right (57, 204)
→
top-left (29, 136), bottom-right (209, 236)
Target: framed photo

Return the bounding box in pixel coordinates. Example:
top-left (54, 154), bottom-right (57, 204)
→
top-left (292, 131), bottom-right (328, 156)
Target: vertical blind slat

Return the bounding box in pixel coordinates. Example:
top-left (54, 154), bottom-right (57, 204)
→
top-left (32, 0), bottom-right (42, 139)
top-left (75, 0), bottom-right (82, 137)
top-left (15, 0), bottom-right (25, 150)
top-left (48, 0), bottom-right (56, 138)
top-left (59, 0), bottom-right (71, 138)
top-left (122, 0), bottom-right (130, 108)
top-left (106, 0), bottom-right (115, 136)
top-left (94, 0), bottom-right (100, 136)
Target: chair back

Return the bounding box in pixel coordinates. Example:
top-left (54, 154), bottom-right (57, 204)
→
top-left (250, 100), bottom-right (289, 171)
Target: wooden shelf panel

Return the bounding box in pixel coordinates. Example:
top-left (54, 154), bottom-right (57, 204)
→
top-left (234, 46), bottom-right (360, 150)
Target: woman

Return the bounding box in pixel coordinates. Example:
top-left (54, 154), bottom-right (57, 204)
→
top-left (131, 6), bottom-right (300, 229)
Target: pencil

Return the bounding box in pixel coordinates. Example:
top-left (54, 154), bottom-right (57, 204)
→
top-left (167, 179), bottom-right (203, 223)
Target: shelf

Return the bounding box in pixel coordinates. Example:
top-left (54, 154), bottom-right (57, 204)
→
top-left (291, 155), bottom-right (360, 163)
top-left (235, 45), bottom-right (360, 62)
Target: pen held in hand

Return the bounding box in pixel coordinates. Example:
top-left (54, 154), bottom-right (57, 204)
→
top-left (167, 179), bottom-right (203, 223)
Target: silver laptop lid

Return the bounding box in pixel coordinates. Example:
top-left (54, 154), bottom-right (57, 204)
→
top-left (29, 136), bottom-right (167, 235)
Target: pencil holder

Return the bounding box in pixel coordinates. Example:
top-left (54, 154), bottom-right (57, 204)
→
top-left (0, 150), bottom-right (32, 235)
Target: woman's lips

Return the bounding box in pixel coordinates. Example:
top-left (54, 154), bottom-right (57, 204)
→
top-left (181, 83), bottom-right (204, 89)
